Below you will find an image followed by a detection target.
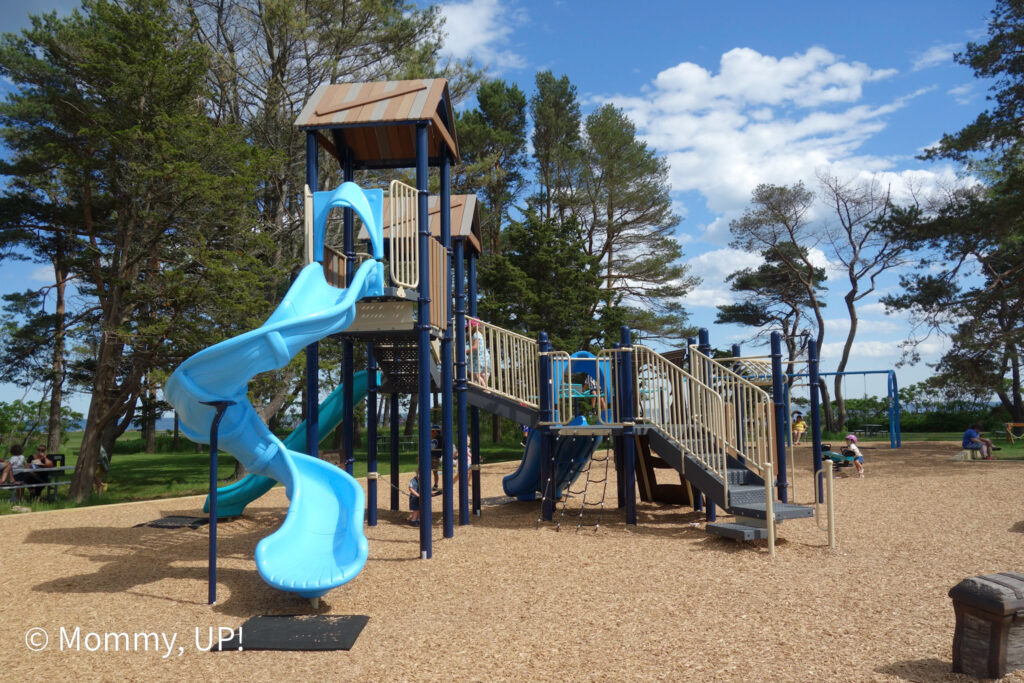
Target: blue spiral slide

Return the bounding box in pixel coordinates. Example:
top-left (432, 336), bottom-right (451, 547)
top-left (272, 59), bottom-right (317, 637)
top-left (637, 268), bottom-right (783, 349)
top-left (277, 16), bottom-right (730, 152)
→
top-left (166, 181), bottom-right (384, 599)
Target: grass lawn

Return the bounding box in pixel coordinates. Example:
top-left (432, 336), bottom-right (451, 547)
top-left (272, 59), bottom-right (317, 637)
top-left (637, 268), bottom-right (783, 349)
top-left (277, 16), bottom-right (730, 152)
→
top-left (5, 427), bottom-right (1020, 516)
top-left (0, 429), bottom-right (526, 515)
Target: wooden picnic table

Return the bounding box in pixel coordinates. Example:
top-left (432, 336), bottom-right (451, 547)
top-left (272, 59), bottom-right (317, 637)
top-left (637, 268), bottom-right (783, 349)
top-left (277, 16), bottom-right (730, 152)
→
top-left (4, 462), bottom-right (75, 502)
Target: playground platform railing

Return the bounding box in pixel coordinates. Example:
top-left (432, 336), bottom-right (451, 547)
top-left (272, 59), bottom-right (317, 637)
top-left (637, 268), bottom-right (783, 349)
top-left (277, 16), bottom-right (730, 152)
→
top-left (465, 317), bottom-right (539, 410)
top-left (388, 179), bottom-right (418, 290)
top-left (632, 345), bottom-right (732, 505)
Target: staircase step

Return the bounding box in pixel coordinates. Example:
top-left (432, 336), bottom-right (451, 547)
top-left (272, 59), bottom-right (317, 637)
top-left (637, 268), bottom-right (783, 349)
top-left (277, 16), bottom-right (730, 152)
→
top-left (726, 484), bottom-right (766, 507)
top-left (706, 522), bottom-right (768, 541)
top-left (728, 501), bottom-right (814, 521)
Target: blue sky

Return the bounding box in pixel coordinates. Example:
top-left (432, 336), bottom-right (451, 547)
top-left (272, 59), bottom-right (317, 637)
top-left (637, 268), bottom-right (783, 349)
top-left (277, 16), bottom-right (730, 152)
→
top-left (435, 0), bottom-right (993, 396)
top-left (0, 0), bottom-right (996, 410)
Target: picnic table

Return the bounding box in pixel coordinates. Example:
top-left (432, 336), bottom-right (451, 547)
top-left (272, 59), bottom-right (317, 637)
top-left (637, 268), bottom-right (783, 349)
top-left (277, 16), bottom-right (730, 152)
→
top-left (862, 424), bottom-right (884, 436)
top-left (4, 454), bottom-right (74, 502)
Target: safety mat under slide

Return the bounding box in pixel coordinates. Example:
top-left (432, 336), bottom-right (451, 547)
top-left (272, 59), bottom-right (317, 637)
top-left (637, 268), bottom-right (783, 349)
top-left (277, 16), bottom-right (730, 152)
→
top-left (214, 615), bottom-right (370, 651)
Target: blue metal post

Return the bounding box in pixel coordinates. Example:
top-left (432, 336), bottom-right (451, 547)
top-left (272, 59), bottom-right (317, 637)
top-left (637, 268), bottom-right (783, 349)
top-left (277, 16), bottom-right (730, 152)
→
top-left (698, 328), bottom-right (716, 522)
top-left (202, 400), bottom-right (233, 605)
top-left (440, 153), bottom-right (454, 539)
top-left (889, 371), bottom-right (902, 448)
top-left (620, 327), bottom-right (637, 526)
top-left (367, 347), bottom-right (378, 526)
top-left (342, 148), bottom-right (355, 474)
top-left (454, 239), bottom-right (469, 525)
top-left (468, 253), bottom-right (481, 516)
top-left (809, 339), bottom-right (824, 503)
top-left (415, 123), bottom-right (432, 559)
top-left (770, 332), bottom-right (788, 503)
top-left (390, 392), bottom-right (400, 511)
top-left (304, 133), bottom-right (320, 459)
top-left (538, 332), bottom-right (554, 521)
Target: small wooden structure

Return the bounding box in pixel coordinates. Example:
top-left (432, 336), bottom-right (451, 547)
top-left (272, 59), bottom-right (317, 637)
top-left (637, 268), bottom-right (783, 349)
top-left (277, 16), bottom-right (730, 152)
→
top-left (950, 572), bottom-right (1024, 679)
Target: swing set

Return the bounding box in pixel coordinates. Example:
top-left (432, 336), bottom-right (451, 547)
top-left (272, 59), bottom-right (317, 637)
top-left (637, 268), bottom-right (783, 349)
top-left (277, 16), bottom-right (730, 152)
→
top-left (785, 369), bottom-right (902, 448)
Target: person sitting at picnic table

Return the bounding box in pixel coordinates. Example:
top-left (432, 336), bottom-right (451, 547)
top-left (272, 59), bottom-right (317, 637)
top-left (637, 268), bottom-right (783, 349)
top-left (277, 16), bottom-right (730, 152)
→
top-left (963, 423), bottom-right (998, 460)
top-left (0, 443), bottom-right (24, 486)
top-left (21, 445), bottom-right (54, 498)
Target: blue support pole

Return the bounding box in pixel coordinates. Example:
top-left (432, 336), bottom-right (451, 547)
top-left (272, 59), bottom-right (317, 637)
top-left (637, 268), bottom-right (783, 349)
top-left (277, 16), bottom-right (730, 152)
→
top-left (415, 123), bottom-right (432, 559)
top-left (454, 239), bottom-right (469, 525)
top-left (367, 347), bottom-right (378, 526)
top-left (538, 332), bottom-right (555, 522)
top-left (390, 392), bottom-right (400, 511)
top-left (342, 147), bottom-right (355, 474)
top-left (697, 328), bottom-right (716, 522)
top-left (468, 253), bottom-right (481, 516)
top-left (620, 327), bottom-right (637, 526)
top-left (440, 153), bottom-right (454, 539)
top-left (770, 332), bottom-right (788, 503)
top-left (304, 133), bottom-right (320, 459)
top-left (808, 339), bottom-right (824, 503)
top-left (202, 400), bottom-right (234, 605)
top-left (889, 371), bottom-right (902, 448)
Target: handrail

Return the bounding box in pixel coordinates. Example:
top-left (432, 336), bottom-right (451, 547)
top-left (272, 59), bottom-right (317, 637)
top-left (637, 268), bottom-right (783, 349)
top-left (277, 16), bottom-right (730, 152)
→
top-left (465, 317), bottom-right (539, 409)
top-left (632, 345), bottom-right (732, 506)
top-left (689, 345), bottom-right (778, 550)
top-left (388, 180), bottom-right (418, 289)
top-left (688, 346), bottom-right (775, 478)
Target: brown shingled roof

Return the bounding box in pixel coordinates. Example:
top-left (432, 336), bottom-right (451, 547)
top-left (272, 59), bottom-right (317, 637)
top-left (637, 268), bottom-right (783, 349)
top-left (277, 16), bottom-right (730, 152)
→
top-left (295, 79), bottom-right (459, 168)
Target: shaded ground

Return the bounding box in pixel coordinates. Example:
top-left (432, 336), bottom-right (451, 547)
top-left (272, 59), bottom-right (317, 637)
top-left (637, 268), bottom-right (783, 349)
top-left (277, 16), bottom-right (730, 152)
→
top-left (2, 440), bottom-right (1020, 681)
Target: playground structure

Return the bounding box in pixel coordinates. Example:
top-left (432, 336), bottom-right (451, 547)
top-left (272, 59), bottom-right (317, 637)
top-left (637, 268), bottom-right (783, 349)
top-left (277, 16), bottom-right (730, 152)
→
top-left (168, 78), bottom-right (847, 602)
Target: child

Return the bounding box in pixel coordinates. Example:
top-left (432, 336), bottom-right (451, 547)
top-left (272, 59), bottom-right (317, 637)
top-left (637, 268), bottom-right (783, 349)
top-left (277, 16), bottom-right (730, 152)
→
top-left (0, 444), bottom-right (23, 485)
top-left (407, 473), bottom-right (421, 526)
top-left (843, 434), bottom-right (864, 477)
top-left (792, 412), bottom-right (807, 445)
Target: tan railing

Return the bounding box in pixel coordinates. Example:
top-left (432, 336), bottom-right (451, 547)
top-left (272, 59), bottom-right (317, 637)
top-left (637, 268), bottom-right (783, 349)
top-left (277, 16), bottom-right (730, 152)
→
top-left (323, 244), bottom-right (345, 288)
top-left (689, 346), bottom-right (776, 474)
top-left (428, 239), bottom-right (447, 332)
top-left (388, 179), bottom-right (418, 289)
top-left (632, 345), bottom-right (731, 502)
top-left (465, 317), bottom-right (539, 410)
top-left (689, 345), bottom-right (777, 556)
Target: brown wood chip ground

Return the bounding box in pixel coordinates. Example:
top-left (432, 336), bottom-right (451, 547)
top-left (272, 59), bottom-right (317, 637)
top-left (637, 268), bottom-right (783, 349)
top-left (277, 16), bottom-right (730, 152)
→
top-left (3, 440), bottom-right (1022, 681)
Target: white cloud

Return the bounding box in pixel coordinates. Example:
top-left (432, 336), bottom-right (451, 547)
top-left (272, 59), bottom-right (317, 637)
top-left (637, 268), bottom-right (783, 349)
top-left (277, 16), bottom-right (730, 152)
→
top-left (439, 0), bottom-right (527, 71)
top-left (30, 266), bottom-right (53, 283)
top-left (913, 43), bottom-right (961, 71)
top-left (948, 83), bottom-right (974, 105)
top-left (681, 248), bottom-right (764, 307)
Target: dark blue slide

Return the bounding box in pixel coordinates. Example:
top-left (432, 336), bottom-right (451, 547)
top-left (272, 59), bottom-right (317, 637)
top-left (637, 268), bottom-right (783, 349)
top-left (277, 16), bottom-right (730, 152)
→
top-left (502, 415), bottom-right (602, 501)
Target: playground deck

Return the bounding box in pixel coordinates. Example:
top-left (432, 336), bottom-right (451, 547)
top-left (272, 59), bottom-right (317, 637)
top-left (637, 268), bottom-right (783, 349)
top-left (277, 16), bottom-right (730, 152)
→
top-left (2, 441), bottom-right (1022, 682)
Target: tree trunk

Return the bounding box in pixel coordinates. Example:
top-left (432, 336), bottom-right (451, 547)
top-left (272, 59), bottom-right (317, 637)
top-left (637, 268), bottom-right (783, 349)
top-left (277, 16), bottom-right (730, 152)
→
top-left (46, 266), bottom-right (68, 454)
top-left (491, 413), bottom-right (500, 443)
top-left (173, 412), bottom-right (180, 450)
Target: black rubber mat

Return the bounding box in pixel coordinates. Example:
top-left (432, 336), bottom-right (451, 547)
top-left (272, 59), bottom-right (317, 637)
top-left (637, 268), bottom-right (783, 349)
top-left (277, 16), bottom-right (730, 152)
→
top-left (214, 615), bottom-right (370, 651)
top-left (134, 515), bottom-right (209, 529)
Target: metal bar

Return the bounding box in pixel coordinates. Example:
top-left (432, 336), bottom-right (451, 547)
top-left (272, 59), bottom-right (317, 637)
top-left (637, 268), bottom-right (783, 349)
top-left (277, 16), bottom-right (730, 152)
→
top-left (770, 332), bottom-right (788, 503)
top-left (342, 147), bottom-right (355, 475)
top-left (539, 333), bottom-right (555, 522)
top-left (305, 132), bottom-right (320, 460)
top-left (390, 392), bottom-right (399, 511)
top-left (454, 240), bottom-right (469, 525)
top-left (367, 346), bottom-right (378, 526)
top-left (440, 153), bottom-right (454, 539)
top-left (415, 122), bottom-right (432, 559)
top-left (808, 340), bottom-right (824, 504)
top-left (620, 328), bottom-right (636, 526)
top-left (202, 400), bottom-right (234, 606)
top-left (468, 254), bottom-right (481, 516)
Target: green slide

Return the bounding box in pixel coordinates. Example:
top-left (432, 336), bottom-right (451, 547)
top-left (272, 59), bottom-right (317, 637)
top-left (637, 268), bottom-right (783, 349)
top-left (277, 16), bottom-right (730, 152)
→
top-left (202, 370), bottom-right (372, 518)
